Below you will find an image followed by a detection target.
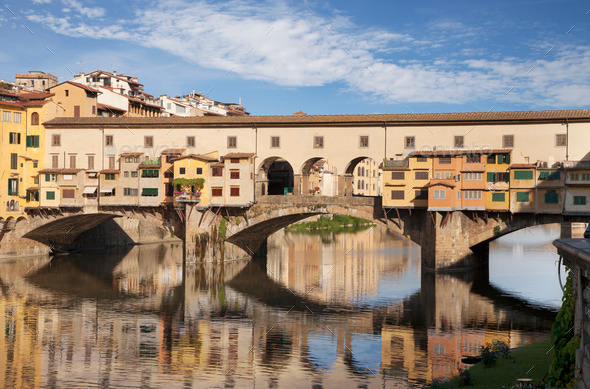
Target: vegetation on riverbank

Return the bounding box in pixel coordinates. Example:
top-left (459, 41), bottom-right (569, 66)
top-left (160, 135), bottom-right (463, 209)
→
top-left (284, 214), bottom-right (375, 234)
top-left (425, 339), bottom-right (554, 388)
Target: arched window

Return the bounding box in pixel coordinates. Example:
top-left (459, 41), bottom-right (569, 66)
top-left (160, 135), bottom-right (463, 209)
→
top-left (31, 112), bottom-right (39, 125)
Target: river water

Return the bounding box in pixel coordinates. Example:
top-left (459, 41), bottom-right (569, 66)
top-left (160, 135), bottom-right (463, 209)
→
top-left (0, 224), bottom-right (562, 388)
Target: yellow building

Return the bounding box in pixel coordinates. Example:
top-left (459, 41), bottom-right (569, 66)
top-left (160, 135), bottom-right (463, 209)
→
top-left (509, 164), bottom-right (537, 213)
top-left (382, 155), bottom-right (432, 209)
top-left (47, 81), bottom-right (99, 117)
top-left (172, 153), bottom-right (219, 206)
top-left (1, 101), bottom-right (28, 219)
top-left (484, 150), bottom-right (511, 211)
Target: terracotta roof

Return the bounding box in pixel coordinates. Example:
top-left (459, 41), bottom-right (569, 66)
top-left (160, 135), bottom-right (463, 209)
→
top-left (211, 162), bottom-right (225, 167)
top-left (138, 163), bottom-right (161, 168)
top-left (510, 163), bottom-right (537, 168)
top-left (174, 154), bottom-right (218, 162)
top-left (99, 169), bottom-right (120, 174)
top-left (424, 181), bottom-right (456, 188)
top-left (97, 103), bottom-right (127, 113)
top-left (38, 168), bottom-right (83, 174)
top-left (224, 152), bottom-right (256, 159)
top-left (410, 148), bottom-right (512, 157)
top-left (120, 152), bottom-right (143, 156)
top-left (161, 148), bottom-right (186, 155)
top-left (50, 81), bottom-right (101, 94)
top-left (20, 91), bottom-right (54, 100)
top-left (42, 109), bottom-right (590, 128)
top-left (0, 101), bottom-right (25, 109)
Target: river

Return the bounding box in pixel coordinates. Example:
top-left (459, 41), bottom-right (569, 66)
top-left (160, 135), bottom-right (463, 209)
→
top-left (0, 224), bottom-right (562, 388)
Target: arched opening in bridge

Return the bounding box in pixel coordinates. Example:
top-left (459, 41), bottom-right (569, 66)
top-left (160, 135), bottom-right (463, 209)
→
top-left (300, 158), bottom-right (336, 196)
top-left (345, 157), bottom-right (382, 197)
top-left (257, 157), bottom-right (294, 196)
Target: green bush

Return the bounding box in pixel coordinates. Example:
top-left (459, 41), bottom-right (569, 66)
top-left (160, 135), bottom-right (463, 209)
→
top-left (218, 218), bottom-right (227, 239)
top-left (480, 344), bottom-right (497, 368)
top-left (173, 177), bottom-right (204, 192)
top-left (458, 368), bottom-right (473, 386)
top-left (491, 340), bottom-right (511, 359)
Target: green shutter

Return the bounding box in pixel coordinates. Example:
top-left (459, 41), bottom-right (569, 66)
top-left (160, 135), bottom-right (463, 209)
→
top-left (46, 191), bottom-right (55, 200)
top-left (574, 196), bottom-right (587, 205)
top-left (26, 191), bottom-right (30, 202)
top-left (492, 192), bottom-right (505, 202)
top-left (7, 179), bottom-right (12, 195)
top-left (516, 192), bottom-right (530, 202)
top-left (34, 135), bottom-right (39, 147)
top-left (17, 133), bottom-right (21, 144)
top-left (506, 154), bottom-right (510, 164)
top-left (545, 192), bottom-right (558, 204)
top-left (45, 174), bottom-right (50, 182)
top-left (26, 135), bottom-right (31, 147)
top-left (514, 170), bottom-right (533, 180)
top-left (487, 172), bottom-right (496, 182)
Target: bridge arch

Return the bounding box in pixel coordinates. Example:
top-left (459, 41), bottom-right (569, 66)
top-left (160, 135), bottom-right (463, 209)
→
top-left (299, 157), bottom-right (336, 196)
top-left (257, 156), bottom-right (295, 196)
top-left (343, 156), bottom-right (381, 197)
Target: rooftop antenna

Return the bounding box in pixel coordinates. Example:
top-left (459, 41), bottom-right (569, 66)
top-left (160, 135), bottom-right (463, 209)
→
top-left (239, 96), bottom-right (241, 106)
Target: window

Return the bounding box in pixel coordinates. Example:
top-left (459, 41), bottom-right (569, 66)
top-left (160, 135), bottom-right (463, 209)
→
top-left (556, 134), bottom-right (567, 147)
top-left (124, 188), bottom-right (138, 196)
top-left (539, 170), bottom-right (561, 180)
top-left (187, 136), bottom-right (195, 147)
top-left (502, 135), bottom-right (514, 148)
top-left (212, 187), bottom-right (223, 197)
top-left (33, 161), bottom-right (38, 168)
top-left (2, 111), bottom-right (11, 122)
top-left (104, 173), bottom-right (116, 180)
top-left (487, 154), bottom-right (496, 164)
top-left (230, 158), bottom-right (240, 164)
top-left (144, 136), bottom-right (154, 147)
top-left (390, 190), bottom-right (404, 200)
top-left (124, 171), bottom-right (129, 177)
top-left (141, 169), bottom-right (159, 178)
top-left (457, 191), bottom-right (461, 200)
top-left (573, 196), bottom-right (587, 205)
top-left (271, 136), bottom-right (280, 148)
top-left (179, 167), bottom-right (186, 175)
top-left (497, 154), bottom-right (510, 164)
top-left (52, 134), bottom-right (61, 146)
top-left (314, 136), bottom-right (324, 149)
top-left (10, 153), bottom-right (17, 169)
top-left (416, 156), bottom-right (427, 162)
top-left (454, 136), bottom-right (464, 148)
top-left (13, 112), bottom-right (21, 123)
top-left (230, 170), bottom-right (240, 179)
top-left (583, 173), bottom-right (590, 181)
top-left (433, 190), bottom-right (446, 199)
top-left (52, 155), bottom-right (58, 168)
top-left (404, 136), bottom-right (415, 149)
top-left (26, 135), bottom-right (40, 147)
top-left (230, 187), bottom-right (240, 197)
top-left (31, 112), bottom-right (39, 125)
top-left (69, 155), bottom-right (76, 168)
top-left (9, 132), bottom-right (20, 144)
top-left (492, 192), bottom-right (506, 202)
top-left (108, 156), bottom-right (115, 170)
top-left (141, 188), bottom-right (158, 196)
top-left (545, 191), bottom-right (559, 204)
top-left (105, 135), bottom-right (113, 146)
top-left (360, 136), bottom-right (369, 148)
top-left (570, 172), bottom-right (579, 181)
top-left (464, 172), bottom-right (482, 181)
top-left (439, 157), bottom-right (451, 164)
top-left (464, 190), bottom-right (482, 200)
top-left (415, 190), bottom-right (428, 200)
top-left (209, 166), bottom-right (222, 177)
top-left (62, 189), bottom-right (75, 199)
top-left (390, 171), bottom-right (404, 180)
top-left (514, 170), bottom-right (534, 180)
top-left (65, 90), bottom-right (69, 97)
top-left (487, 172), bottom-right (508, 183)
top-left (516, 192), bottom-right (530, 202)
top-left (131, 171), bottom-right (138, 177)
top-left (435, 172), bottom-right (442, 179)
top-left (444, 171), bottom-right (451, 179)
top-left (415, 171), bottom-right (429, 180)
top-left (227, 136), bottom-right (237, 148)
top-left (466, 154), bottom-right (480, 163)
top-left (87, 155), bottom-right (94, 170)
top-left (46, 191), bottom-right (55, 200)
top-left (134, 157), bottom-right (140, 163)
top-left (7, 179), bottom-right (18, 196)
top-left (196, 167), bottom-right (203, 174)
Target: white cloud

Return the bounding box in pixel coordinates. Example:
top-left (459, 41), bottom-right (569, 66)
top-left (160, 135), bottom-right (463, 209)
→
top-left (26, 0), bottom-right (590, 107)
top-left (32, 0), bottom-right (52, 4)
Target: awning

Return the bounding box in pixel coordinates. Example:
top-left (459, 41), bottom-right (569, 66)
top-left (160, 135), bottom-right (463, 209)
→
top-left (100, 186), bottom-right (114, 194)
top-left (83, 186), bottom-right (98, 195)
top-left (26, 187), bottom-right (39, 191)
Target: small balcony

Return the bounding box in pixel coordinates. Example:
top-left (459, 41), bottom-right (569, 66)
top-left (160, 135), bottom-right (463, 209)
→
top-left (174, 191), bottom-right (201, 203)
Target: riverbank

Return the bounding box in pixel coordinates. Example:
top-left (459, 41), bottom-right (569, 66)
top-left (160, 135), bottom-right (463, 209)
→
top-left (285, 214), bottom-right (376, 233)
top-left (428, 339), bottom-right (554, 388)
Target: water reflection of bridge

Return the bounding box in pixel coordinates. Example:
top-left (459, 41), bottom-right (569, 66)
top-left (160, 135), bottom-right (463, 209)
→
top-left (0, 237), bottom-right (556, 388)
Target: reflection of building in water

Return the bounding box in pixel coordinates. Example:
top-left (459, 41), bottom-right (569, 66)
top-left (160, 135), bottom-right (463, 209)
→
top-left (381, 325), bottom-right (431, 385)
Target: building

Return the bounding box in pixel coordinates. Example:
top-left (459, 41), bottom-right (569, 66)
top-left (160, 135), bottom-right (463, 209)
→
top-left (382, 155), bottom-right (432, 209)
top-left (509, 164), bottom-right (537, 213)
top-left (564, 161), bottom-right (590, 215)
top-left (47, 81), bottom-right (100, 118)
top-left (160, 93), bottom-right (250, 117)
top-left (484, 151), bottom-right (511, 211)
top-left (15, 71), bottom-right (58, 90)
top-left (38, 168), bottom-right (85, 209)
top-left (535, 164), bottom-right (565, 214)
top-left (219, 153), bottom-right (255, 207)
top-left (353, 158), bottom-right (381, 196)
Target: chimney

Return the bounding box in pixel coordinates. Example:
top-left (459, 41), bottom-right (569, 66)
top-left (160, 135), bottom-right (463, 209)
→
top-left (113, 71), bottom-right (117, 76)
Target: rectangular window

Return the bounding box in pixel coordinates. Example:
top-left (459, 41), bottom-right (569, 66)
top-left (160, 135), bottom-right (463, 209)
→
top-left (69, 155), bottom-right (76, 168)
top-left (52, 134), bottom-right (61, 146)
top-left (230, 158), bottom-right (240, 164)
top-left (65, 90), bottom-right (69, 97)
top-left (141, 188), bottom-right (158, 196)
top-left (109, 156), bottom-right (115, 170)
top-left (141, 169), bottom-right (159, 178)
top-left (63, 174), bottom-right (73, 181)
top-left (390, 190), bottom-right (404, 200)
top-left (492, 192), bottom-right (505, 202)
top-left (573, 196), bottom-right (587, 205)
top-left (390, 171), bottom-right (405, 180)
top-left (583, 173), bottom-right (590, 181)
top-left (46, 191), bottom-right (55, 200)
top-left (105, 135), bottom-right (113, 146)
top-left (7, 179), bottom-right (18, 196)
top-left (457, 191), bottom-right (461, 200)
top-left (10, 153), bottom-right (18, 169)
top-left (435, 172), bottom-right (442, 179)
top-left (444, 171), bottom-right (451, 179)
top-left (179, 167), bottom-right (186, 175)
top-left (433, 190), bottom-right (446, 199)
top-left (125, 157), bottom-right (133, 163)
top-left (212, 187), bottom-right (223, 197)
top-left (9, 132), bottom-right (20, 144)
top-left (124, 188), bottom-right (139, 196)
top-left (230, 187), bottom-right (240, 197)
top-left (2, 111), bottom-right (11, 122)
top-left (359, 136), bottom-right (369, 148)
top-left (227, 136), bottom-right (237, 148)
top-left (415, 190), bottom-right (428, 200)
top-left (144, 136), bottom-right (153, 147)
top-left (464, 190), bottom-right (482, 200)
top-left (13, 112), bottom-right (21, 123)
top-left (545, 191), bottom-right (559, 204)
top-left (487, 154), bottom-right (496, 164)
top-left (502, 135), bottom-right (514, 148)
top-left (230, 170), bottom-right (240, 179)
top-left (416, 157), bottom-right (427, 162)
top-left (516, 192), bottom-right (530, 202)
top-left (187, 136), bottom-right (195, 147)
top-left (62, 189), bottom-right (75, 199)
top-left (466, 154), bottom-right (480, 163)
top-left (124, 171), bottom-right (129, 177)
top-left (314, 136), bottom-right (324, 149)
top-left (539, 170), bottom-right (561, 180)
top-left (26, 135), bottom-right (40, 147)
top-left (497, 153), bottom-right (510, 164)
top-left (404, 136), bottom-right (415, 149)
top-left (212, 167), bottom-right (223, 177)
top-left (415, 171), bottom-right (429, 180)
top-left (465, 172), bottom-right (482, 181)
top-left (271, 136), bottom-right (280, 148)
top-left (104, 173), bottom-right (116, 180)
top-left (454, 136), bottom-right (464, 148)
top-left (439, 157), bottom-right (451, 164)
top-left (570, 172), bottom-right (579, 181)
top-left (514, 170), bottom-right (534, 180)
top-left (131, 171), bottom-right (138, 177)
top-left (51, 155), bottom-right (59, 168)
top-left (556, 134), bottom-right (566, 147)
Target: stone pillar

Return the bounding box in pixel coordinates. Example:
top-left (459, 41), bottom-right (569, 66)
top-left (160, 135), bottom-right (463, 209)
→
top-left (255, 173), bottom-right (268, 197)
top-left (301, 174), bottom-right (310, 195)
top-left (344, 174), bottom-right (354, 196)
top-left (293, 174), bottom-right (302, 196)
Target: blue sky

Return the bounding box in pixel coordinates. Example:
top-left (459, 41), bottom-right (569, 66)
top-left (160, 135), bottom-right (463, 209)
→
top-left (1, 0), bottom-right (589, 115)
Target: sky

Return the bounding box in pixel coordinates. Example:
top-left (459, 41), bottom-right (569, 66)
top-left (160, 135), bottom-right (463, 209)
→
top-left (0, 0), bottom-right (589, 115)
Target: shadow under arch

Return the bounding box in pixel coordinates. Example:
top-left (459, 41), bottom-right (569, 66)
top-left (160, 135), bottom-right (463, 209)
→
top-left (257, 156), bottom-right (295, 195)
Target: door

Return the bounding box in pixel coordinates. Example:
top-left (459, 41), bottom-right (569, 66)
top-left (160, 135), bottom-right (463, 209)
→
top-left (74, 105), bottom-right (80, 117)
